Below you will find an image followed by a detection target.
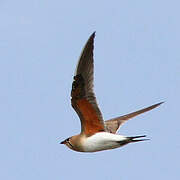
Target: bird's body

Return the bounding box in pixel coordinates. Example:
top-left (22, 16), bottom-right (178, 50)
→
top-left (79, 132), bottom-right (127, 152)
top-left (60, 32), bottom-right (163, 153)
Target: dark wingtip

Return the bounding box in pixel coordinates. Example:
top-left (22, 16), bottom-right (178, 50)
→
top-left (85, 31), bottom-right (96, 47)
top-left (152, 101), bottom-right (165, 108)
top-left (157, 101), bottom-right (165, 105)
top-left (90, 31), bottom-right (96, 39)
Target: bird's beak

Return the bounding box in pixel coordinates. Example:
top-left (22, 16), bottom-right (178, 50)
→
top-left (60, 140), bottom-right (66, 144)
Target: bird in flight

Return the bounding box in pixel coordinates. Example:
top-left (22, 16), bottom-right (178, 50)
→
top-left (60, 32), bottom-right (163, 152)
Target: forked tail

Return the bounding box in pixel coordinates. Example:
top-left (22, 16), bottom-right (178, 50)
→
top-left (127, 135), bottom-right (150, 143)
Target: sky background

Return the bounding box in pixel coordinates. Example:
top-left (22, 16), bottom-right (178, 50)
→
top-left (1, 0), bottom-right (180, 179)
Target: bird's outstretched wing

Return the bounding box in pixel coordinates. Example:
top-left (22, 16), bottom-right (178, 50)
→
top-left (105, 102), bottom-right (164, 134)
top-left (71, 32), bottom-right (105, 136)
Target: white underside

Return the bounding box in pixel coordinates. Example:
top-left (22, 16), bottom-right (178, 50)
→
top-left (82, 132), bottom-right (128, 152)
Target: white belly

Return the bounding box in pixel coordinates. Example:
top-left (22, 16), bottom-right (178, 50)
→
top-left (82, 132), bottom-right (127, 152)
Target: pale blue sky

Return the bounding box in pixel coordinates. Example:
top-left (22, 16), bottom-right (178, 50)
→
top-left (1, 0), bottom-right (180, 179)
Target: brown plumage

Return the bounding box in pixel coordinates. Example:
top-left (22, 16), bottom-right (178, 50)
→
top-left (71, 32), bottom-right (105, 136)
top-left (61, 32), bottom-right (163, 152)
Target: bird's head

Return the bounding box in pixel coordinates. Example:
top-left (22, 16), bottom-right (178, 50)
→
top-left (60, 134), bottom-right (84, 152)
